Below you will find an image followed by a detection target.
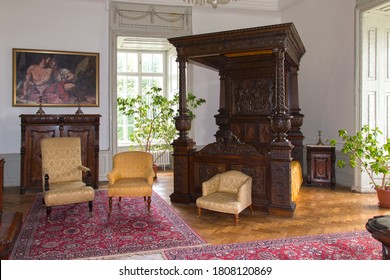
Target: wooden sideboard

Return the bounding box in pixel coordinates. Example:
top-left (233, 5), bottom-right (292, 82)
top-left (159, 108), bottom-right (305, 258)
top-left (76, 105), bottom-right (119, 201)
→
top-left (20, 114), bottom-right (100, 194)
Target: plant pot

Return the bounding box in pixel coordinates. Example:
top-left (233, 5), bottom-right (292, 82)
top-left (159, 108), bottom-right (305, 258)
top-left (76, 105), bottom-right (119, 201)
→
top-left (376, 187), bottom-right (390, 208)
top-left (153, 163), bottom-right (158, 179)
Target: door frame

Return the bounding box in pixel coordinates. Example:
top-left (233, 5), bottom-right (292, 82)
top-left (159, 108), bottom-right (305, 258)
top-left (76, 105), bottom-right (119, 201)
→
top-left (355, 0), bottom-right (389, 192)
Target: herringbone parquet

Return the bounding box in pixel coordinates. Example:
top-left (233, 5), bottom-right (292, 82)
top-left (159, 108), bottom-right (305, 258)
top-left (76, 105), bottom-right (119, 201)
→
top-left (3, 171), bottom-right (390, 245)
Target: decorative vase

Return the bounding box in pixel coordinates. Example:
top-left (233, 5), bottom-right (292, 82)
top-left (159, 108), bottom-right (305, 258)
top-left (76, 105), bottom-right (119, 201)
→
top-left (376, 187), bottom-right (390, 208)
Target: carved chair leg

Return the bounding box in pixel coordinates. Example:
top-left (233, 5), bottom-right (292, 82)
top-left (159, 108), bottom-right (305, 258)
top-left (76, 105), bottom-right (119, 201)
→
top-left (197, 207), bottom-right (202, 217)
top-left (144, 196), bottom-right (146, 202)
top-left (108, 197), bottom-right (112, 213)
top-left (88, 201), bottom-right (93, 214)
top-left (249, 204), bottom-right (254, 214)
top-left (234, 214), bottom-right (239, 226)
top-left (46, 206), bottom-right (51, 218)
top-left (147, 196), bottom-right (151, 212)
top-left (119, 197), bottom-right (122, 203)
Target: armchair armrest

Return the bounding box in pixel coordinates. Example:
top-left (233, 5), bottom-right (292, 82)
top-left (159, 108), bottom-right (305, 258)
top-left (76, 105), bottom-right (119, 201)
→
top-left (107, 168), bottom-right (121, 185)
top-left (237, 177), bottom-right (252, 206)
top-left (144, 168), bottom-right (155, 185)
top-left (202, 174), bottom-right (220, 196)
top-left (78, 165), bottom-right (91, 173)
top-left (78, 165), bottom-right (92, 186)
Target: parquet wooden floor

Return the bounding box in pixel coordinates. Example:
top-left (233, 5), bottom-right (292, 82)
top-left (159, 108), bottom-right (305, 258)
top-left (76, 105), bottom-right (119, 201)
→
top-left (3, 171), bottom-right (390, 245)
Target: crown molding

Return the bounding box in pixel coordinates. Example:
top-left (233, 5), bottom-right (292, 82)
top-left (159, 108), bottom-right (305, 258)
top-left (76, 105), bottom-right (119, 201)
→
top-left (83, 0), bottom-right (300, 11)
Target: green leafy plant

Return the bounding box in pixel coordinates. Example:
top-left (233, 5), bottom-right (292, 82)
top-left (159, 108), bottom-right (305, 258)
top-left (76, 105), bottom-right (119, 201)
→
top-left (330, 125), bottom-right (390, 190)
top-left (117, 86), bottom-right (205, 162)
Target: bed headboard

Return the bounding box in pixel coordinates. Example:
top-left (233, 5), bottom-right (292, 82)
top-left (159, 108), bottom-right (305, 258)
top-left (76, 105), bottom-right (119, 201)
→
top-left (189, 131), bottom-right (271, 211)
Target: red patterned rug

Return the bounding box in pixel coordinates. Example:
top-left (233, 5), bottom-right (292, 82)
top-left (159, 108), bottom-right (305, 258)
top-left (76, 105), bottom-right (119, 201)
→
top-left (10, 190), bottom-right (205, 260)
top-left (163, 231), bottom-right (382, 260)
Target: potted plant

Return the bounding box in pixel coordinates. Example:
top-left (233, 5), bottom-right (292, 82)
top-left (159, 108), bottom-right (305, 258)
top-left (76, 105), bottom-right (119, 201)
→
top-left (330, 125), bottom-right (390, 208)
top-left (117, 86), bottom-right (205, 177)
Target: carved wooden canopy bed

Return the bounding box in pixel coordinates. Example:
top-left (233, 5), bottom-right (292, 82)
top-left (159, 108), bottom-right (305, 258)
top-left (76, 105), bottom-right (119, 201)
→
top-left (168, 23), bottom-right (305, 217)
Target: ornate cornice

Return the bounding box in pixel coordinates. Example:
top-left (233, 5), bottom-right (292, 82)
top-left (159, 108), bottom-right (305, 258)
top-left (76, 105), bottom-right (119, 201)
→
top-left (92, 0), bottom-right (301, 12)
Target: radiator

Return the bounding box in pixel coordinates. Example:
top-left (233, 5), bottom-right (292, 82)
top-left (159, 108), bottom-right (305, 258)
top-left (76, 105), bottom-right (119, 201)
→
top-left (152, 150), bottom-right (171, 170)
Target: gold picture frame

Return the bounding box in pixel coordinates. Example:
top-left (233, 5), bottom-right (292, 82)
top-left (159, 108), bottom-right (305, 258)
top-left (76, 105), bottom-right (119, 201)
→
top-left (13, 48), bottom-right (99, 107)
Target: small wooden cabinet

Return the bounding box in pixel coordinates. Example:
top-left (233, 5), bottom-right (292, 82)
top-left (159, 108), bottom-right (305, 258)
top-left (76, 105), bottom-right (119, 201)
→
top-left (306, 145), bottom-right (335, 188)
top-left (20, 114), bottom-right (100, 194)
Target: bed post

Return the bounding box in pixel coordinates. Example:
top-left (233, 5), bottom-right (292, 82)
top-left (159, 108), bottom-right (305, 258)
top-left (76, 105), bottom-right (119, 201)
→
top-left (214, 71), bottom-right (230, 140)
top-left (268, 48), bottom-right (296, 217)
top-left (287, 66), bottom-right (305, 167)
top-left (170, 56), bottom-right (195, 203)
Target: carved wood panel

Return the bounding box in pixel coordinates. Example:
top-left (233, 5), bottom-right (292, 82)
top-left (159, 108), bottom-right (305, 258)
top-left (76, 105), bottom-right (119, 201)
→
top-left (270, 162), bottom-right (291, 205)
top-left (26, 130), bottom-right (57, 189)
top-left (231, 164), bottom-right (267, 195)
top-left (232, 78), bottom-right (274, 115)
top-left (193, 162), bottom-right (226, 197)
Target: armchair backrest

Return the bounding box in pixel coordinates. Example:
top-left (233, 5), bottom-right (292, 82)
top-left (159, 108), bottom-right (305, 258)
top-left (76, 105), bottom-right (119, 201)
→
top-left (41, 137), bottom-right (82, 184)
top-left (218, 170), bottom-right (251, 194)
top-left (112, 151), bottom-right (153, 179)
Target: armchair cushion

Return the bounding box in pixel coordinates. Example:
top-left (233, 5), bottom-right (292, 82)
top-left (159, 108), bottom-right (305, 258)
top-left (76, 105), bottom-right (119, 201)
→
top-left (108, 178), bottom-right (152, 197)
top-left (44, 185), bottom-right (94, 207)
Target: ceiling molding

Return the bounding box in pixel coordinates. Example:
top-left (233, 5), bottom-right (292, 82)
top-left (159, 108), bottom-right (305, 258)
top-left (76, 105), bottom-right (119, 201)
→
top-left (278, 0), bottom-right (301, 10)
top-left (85, 0), bottom-right (300, 11)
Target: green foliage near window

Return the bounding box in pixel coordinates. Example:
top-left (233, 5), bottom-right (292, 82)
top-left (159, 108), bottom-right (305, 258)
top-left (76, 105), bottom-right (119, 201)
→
top-left (330, 125), bottom-right (390, 190)
top-left (117, 86), bottom-right (206, 161)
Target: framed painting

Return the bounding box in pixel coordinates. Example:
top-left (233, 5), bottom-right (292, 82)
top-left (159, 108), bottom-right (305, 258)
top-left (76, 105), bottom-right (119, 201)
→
top-left (13, 48), bottom-right (99, 107)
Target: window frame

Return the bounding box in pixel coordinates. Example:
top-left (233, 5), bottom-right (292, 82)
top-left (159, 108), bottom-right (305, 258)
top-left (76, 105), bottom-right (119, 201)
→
top-left (116, 43), bottom-right (178, 148)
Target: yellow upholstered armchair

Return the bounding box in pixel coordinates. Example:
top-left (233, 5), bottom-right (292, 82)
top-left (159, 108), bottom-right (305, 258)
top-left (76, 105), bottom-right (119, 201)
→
top-left (196, 170), bottom-right (253, 226)
top-left (40, 137), bottom-right (95, 218)
top-left (107, 151), bottom-right (154, 213)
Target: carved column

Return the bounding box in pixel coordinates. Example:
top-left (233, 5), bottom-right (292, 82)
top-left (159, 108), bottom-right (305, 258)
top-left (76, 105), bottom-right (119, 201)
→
top-left (170, 56), bottom-right (195, 204)
top-left (214, 71), bottom-right (230, 139)
top-left (268, 48), bottom-right (295, 217)
top-left (288, 66), bottom-right (304, 167)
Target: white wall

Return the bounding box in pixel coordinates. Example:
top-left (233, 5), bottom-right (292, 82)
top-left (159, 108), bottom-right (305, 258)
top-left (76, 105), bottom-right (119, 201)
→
top-left (0, 0), bottom-right (109, 185)
top-left (0, 0), bottom-right (109, 153)
top-left (281, 0), bottom-right (356, 186)
top-left (281, 0), bottom-right (356, 144)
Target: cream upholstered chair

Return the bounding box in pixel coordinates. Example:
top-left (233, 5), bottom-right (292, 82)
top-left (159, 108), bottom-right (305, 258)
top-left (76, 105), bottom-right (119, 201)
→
top-left (196, 170), bottom-right (253, 226)
top-left (41, 137), bottom-right (95, 218)
top-left (107, 151), bottom-right (154, 213)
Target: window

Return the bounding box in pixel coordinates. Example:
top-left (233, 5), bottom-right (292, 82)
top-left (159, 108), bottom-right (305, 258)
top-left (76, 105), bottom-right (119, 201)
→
top-left (117, 37), bottom-right (177, 147)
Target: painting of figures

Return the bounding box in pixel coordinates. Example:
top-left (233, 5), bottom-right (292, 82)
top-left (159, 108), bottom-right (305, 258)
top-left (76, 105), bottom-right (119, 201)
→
top-left (13, 49), bottom-right (99, 107)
